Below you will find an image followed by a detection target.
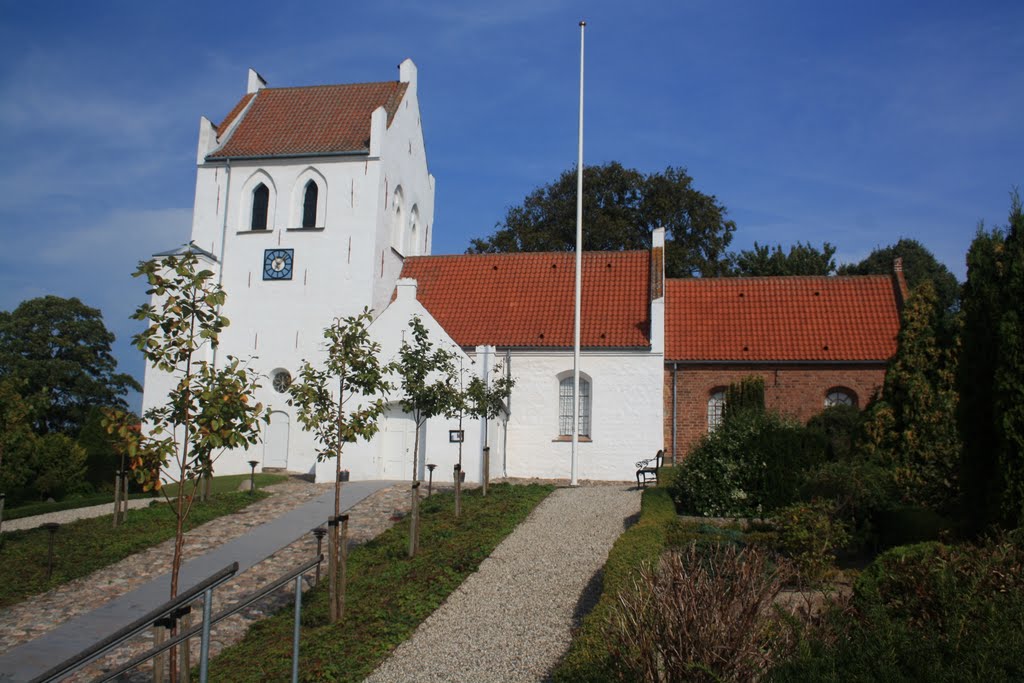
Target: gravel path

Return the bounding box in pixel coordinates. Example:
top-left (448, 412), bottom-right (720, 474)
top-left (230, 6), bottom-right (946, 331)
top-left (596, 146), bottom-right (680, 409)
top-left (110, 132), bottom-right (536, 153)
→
top-left (364, 483), bottom-right (640, 683)
top-left (2, 499), bottom-right (155, 532)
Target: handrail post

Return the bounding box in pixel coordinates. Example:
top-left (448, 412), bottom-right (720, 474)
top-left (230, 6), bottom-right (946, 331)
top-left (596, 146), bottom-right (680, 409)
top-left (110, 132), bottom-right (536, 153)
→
top-left (291, 574), bottom-right (303, 683)
top-left (198, 587), bottom-right (213, 682)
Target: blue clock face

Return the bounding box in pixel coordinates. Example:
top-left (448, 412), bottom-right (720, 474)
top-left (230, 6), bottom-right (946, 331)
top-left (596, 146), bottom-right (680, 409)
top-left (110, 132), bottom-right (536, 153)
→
top-left (263, 249), bottom-right (294, 280)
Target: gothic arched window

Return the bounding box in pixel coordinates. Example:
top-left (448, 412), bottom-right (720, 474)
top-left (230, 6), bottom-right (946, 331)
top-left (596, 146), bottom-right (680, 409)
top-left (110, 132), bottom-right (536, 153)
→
top-left (251, 183), bottom-right (270, 230)
top-left (301, 181), bottom-right (318, 228)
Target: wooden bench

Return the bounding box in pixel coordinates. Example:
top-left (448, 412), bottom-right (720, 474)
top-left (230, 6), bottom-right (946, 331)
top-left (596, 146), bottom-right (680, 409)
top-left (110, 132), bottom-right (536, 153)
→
top-left (635, 449), bottom-right (664, 488)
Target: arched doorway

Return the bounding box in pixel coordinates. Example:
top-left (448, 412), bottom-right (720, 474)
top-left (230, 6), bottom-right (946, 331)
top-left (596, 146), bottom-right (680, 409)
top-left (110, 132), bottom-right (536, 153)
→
top-left (263, 411), bottom-right (290, 469)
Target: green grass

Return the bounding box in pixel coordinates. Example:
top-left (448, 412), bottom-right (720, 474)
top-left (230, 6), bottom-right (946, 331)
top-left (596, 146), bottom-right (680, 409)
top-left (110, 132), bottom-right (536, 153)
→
top-left (207, 482), bottom-right (554, 682)
top-left (1, 473), bottom-right (287, 521)
top-left (0, 490), bottom-right (268, 609)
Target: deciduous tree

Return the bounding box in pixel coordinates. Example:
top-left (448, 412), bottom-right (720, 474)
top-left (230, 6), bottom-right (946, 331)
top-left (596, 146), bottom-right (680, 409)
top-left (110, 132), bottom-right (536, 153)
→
top-left (114, 250), bottom-right (266, 681)
top-left (0, 296), bottom-right (140, 435)
top-left (395, 317), bottom-right (459, 556)
top-left (727, 241), bottom-right (837, 276)
top-left (468, 162), bottom-right (735, 277)
top-left (287, 309), bottom-right (392, 622)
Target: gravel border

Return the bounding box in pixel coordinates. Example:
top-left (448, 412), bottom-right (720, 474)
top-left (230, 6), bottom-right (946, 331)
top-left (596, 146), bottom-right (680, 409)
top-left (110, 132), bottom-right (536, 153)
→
top-left (364, 484), bottom-right (640, 683)
top-left (1, 499), bottom-right (156, 532)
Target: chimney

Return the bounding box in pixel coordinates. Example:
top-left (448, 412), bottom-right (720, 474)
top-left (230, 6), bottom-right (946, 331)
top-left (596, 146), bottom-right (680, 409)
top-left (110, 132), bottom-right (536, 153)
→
top-left (892, 257), bottom-right (909, 310)
top-left (396, 277), bottom-right (418, 301)
top-left (650, 227), bottom-right (666, 355)
top-left (247, 68), bottom-right (267, 94)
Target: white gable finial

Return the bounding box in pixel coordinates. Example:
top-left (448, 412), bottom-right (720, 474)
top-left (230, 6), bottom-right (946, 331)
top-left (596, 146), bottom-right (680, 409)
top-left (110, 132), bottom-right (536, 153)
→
top-left (247, 68), bottom-right (267, 94)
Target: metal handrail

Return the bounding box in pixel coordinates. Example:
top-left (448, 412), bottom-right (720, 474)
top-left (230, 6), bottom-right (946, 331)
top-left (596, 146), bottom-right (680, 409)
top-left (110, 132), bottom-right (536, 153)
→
top-left (29, 562), bottom-right (239, 683)
top-left (94, 554), bottom-right (323, 683)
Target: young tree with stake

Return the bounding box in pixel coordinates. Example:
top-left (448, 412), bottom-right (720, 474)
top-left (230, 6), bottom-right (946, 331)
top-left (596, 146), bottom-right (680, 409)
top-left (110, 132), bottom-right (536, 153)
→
top-left (396, 317), bottom-right (459, 557)
top-left (461, 359), bottom-right (515, 501)
top-left (113, 251), bottom-right (266, 681)
top-left (287, 309), bottom-right (392, 623)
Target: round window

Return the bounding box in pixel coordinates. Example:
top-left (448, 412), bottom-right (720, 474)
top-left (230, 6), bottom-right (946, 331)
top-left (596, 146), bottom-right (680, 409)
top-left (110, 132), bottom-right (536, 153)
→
top-left (272, 370), bottom-right (292, 393)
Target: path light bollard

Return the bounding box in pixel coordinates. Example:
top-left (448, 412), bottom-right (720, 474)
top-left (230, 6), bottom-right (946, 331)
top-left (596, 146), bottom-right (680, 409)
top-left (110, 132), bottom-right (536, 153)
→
top-left (426, 464), bottom-right (436, 496)
top-left (0, 492), bottom-right (6, 538)
top-left (482, 446), bottom-right (490, 497)
top-left (312, 526), bottom-right (327, 586)
top-left (248, 460), bottom-right (259, 494)
top-left (41, 522), bottom-right (60, 581)
top-left (338, 513), bottom-right (349, 621)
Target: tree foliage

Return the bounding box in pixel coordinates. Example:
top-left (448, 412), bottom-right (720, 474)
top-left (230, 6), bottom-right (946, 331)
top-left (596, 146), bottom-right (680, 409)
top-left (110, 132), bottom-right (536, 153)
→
top-left (860, 281), bottom-right (961, 511)
top-left (395, 316), bottom-right (459, 557)
top-left (0, 295), bottom-right (140, 435)
top-left (958, 193), bottom-right (1024, 531)
top-left (727, 241), bottom-right (837, 276)
top-left (468, 162), bottom-right (736, 277)
top-left (839, 238), bottom-right (959, 314)
top-left (119, 250), bottom-right (266, 614)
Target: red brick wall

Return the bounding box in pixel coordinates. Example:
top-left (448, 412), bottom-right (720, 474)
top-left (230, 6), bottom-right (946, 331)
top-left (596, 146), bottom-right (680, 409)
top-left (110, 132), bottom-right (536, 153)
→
top-left (662, 363), bottom-right (886, 464)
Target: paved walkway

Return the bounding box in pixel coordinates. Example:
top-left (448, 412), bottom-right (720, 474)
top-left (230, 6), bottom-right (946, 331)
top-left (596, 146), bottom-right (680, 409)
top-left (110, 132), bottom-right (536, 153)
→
top-left (365, 484), bottom-right (641, 683)
top-left (0, 479), bottom-right (402, 683)
top-left (2, 499), bottom-right (155, 532)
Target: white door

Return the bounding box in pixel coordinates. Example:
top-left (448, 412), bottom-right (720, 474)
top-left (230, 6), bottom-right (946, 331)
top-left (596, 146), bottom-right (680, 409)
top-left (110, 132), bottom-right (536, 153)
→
top-left (380, 406), bottom-right (416, 479)
top-left (263, 411), bottom-right (290, 469)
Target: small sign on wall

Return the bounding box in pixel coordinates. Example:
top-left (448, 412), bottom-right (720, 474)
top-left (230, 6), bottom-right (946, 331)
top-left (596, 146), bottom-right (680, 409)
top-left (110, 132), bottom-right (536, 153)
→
top-left (449, 429), bottom-right (464, 443)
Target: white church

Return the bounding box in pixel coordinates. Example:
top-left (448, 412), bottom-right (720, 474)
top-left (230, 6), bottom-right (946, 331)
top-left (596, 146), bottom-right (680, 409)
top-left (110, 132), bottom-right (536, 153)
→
top-left (142, 60), bottom-right (903, 485)
top-left (141, 60), bottom-right (666, 485)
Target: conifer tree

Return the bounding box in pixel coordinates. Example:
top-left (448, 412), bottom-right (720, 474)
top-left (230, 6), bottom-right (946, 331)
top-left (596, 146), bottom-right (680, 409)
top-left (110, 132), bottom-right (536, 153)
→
top-left (863, 281), bottom-right (960, 510)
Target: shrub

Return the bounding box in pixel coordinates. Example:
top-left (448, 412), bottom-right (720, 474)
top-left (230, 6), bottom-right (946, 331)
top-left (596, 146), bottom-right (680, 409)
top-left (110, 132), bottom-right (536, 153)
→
top-left (553, 487), bottom-right (673, 683)
top-left (669, 411), bottom-right (825, 517)
top-left (773, 500), bottom-right (850, 585)
top-left (801, 458), bottom-right (898, 550)
top-left (30, 433), bottom-right (90, 500)
top-left (769, 535), bottom-right (1024, 681)
top-left (606, 543), bottom-right (797, 682)
top-left (805, 404), bottom-right (861, 461)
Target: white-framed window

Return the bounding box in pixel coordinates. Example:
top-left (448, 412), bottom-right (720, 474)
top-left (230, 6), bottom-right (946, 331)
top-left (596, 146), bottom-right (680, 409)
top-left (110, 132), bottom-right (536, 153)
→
top-left (707, 388), bottom-right (726, 433)
top-left (292, 167), bottom-right (327, 229)
top-left (558, 375), bottom-right (591, 437)
top-left (825, 388), bottom-right (857, 408)
top-left (240, 170), bottom-right (277, 231)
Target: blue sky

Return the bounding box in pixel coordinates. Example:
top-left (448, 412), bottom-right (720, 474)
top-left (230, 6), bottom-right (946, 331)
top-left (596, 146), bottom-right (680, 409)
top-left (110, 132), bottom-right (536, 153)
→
top-left (1, 0), bottom-right (1022, 408)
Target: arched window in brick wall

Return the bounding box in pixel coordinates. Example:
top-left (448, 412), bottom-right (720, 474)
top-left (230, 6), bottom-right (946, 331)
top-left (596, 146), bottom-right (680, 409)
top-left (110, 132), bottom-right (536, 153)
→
top-left (825, 387), bottom-right (857, 408)
top-left (707, 388), bottom-right (726, 433)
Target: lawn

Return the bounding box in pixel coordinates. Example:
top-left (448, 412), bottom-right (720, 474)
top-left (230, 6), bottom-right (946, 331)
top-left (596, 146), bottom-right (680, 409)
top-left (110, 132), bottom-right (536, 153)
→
top-left (0, 490), bottom-right (269, 609)
top-left (206, 482), bottom-right (554, 682)
top-left (2, 473), bottom-right (287, 521)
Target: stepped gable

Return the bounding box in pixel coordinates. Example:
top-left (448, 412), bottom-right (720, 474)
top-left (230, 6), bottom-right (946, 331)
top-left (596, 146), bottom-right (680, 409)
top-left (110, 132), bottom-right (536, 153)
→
top-left (399, 251), bottom-right (652, 348)
top-left (666, 275), bottom-right (900, 362)
top-left (209, 81), bottom-right (408, 159)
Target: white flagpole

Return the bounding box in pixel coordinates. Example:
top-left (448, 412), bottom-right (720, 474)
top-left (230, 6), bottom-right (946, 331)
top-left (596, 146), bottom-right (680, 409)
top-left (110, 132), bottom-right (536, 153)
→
top-left (571, 20), bottom-right (585, 487)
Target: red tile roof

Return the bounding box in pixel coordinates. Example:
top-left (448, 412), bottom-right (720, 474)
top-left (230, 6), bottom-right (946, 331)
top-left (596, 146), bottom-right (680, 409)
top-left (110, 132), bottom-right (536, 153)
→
top-left (399, 251), bottom-right (652, 348)
top-left (666, 276), bottom-right (900, 362)
top-left (208, 81), bottom-right (408, 159)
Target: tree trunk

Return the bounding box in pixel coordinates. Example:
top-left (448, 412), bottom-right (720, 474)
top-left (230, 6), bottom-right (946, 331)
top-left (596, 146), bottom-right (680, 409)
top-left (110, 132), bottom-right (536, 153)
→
top-left (113, 473), bottom-right (122, 529)
top-left (178, 610), bottom-right (191, 682)
top-left (337, 515), bottom-right (349, 621)
top-left (482, 446), bottom-right (490, 497)
top-left (328, 519), bottom-right (338, 624)
top-left (122, 473), bottom-right (130, 522)
top-left (408, 419), bottom-right (422, 558)
top-left (454, 465), bottom-right (462, 518)
top-left (152, 625), bottom-right (166, 682)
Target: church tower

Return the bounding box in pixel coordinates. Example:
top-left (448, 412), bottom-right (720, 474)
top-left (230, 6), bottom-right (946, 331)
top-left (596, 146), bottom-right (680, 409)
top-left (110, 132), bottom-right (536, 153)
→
top-left (140, 59), bottom-right (435, 479)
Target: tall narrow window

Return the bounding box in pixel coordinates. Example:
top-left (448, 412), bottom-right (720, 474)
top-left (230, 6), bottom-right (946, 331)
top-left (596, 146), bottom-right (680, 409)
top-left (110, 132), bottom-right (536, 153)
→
top-left (559, 376), bottom-right (591, 437)
top-left (707, 389), bottom-right (726, 433)
top-left (302, 181), bottom-right (318, 228)
top-left (251, 183), bottom-right (269, 230)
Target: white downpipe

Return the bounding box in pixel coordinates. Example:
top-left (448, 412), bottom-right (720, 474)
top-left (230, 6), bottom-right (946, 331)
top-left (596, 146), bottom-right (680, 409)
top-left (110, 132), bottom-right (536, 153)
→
top-left (571, 20), bottom-right (585, 487)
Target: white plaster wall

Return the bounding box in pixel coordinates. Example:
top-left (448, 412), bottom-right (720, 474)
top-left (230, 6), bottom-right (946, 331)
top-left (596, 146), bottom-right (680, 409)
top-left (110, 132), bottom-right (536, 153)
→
top-left (314, 280), bottom-right (484, 484)
top-left (503, 349), bottom-right (664, 481)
